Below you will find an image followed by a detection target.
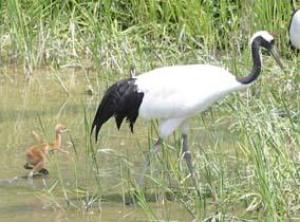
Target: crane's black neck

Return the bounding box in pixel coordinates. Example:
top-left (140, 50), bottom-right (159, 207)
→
top-left (237, 39), bottom-right (262, 85)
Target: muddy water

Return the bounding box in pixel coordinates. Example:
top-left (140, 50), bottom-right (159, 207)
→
top-left (0, 67), bottom-right (194, 221)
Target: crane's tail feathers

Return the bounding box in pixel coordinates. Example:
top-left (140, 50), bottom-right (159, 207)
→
top-left (91, 78), bottom-right (144, 142)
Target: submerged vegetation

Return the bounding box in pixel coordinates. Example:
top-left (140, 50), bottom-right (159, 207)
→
top-left (0, 0), bottom-right (300, 221)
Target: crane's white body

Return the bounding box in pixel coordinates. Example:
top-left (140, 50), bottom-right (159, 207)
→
top-left (91, 31), bottom-right (282, 190)
top-left (92, 31), bottom-right (279, 140)
top-left (290, 10), bottom-right (300, 49)
top-left (135, 64), bottom-right (247, 138)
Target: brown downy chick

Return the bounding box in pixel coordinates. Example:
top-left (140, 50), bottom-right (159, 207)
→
top-left (24, 124), bottom-right (69, 178)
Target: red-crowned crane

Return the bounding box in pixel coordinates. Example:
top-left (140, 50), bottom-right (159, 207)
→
top-left (91, 31), bottom-right (284, 191)
top-left (289, 8), bottom-right (300, 50)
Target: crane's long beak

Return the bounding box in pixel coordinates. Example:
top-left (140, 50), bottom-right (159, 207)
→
top-left (270, 46), bottom-right (284, 71)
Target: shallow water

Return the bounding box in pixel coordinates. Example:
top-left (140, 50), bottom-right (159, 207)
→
top-left (0, 67), bottom-right (199, 221)
top-left (1, 183), bottom-right (192, 222)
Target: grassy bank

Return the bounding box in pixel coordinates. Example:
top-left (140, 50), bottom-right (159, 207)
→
top-left (0, 1), bottom-right (294, 76)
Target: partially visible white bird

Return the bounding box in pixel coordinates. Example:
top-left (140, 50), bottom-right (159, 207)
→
top-left (91, 31), bottom-right (284, 190)
top-left (289, 9), bottom-right (300, 50)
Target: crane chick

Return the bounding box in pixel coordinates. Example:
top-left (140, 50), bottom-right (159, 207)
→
top-left (24, 124), bottom-right (69, 178)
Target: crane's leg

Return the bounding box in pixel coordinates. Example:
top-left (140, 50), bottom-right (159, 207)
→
top-left (182, 133), bottom-right (201, 197)
top-left (28, 160), bottom-right (45, 178)
top-left (138, 118), bottom-right (185, 186)
top-left (138, 138), bottom-right (162, 186)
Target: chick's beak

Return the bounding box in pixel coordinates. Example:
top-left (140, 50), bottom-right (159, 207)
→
top-left (62, 128), bottom-right (70, 133)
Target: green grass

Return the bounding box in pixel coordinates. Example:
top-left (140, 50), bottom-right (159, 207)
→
top-left (0, 0), bottom-right (300, 221)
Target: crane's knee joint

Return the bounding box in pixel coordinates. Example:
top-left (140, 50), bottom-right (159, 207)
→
top-left (183, 151), bottom-right (191, 159)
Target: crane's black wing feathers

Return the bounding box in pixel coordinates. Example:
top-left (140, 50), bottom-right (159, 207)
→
top-left (91, 78), bottom-right (144, 141)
